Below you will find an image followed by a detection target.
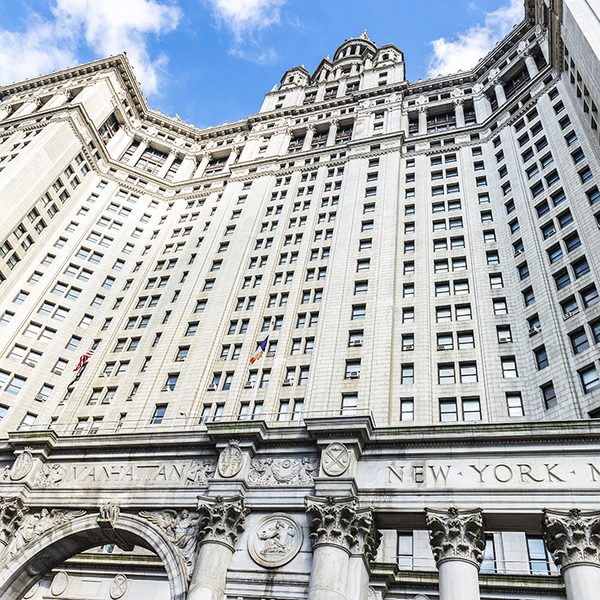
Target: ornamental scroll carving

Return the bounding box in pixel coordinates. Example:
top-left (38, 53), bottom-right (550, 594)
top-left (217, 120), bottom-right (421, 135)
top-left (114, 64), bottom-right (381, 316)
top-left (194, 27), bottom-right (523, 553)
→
top-left (196, 495), bottom-right (249, 550)
top-left (139, 509), bottom-right (201, 579)
top-left (305, 496), bottom-right (379, 559)
top-left (5, 508), bottom-right (85, 557)
top-left (248, 457), bottom-right (318, 485)
top-left (425, 507), bottom-right (485, 566)
top-left (543, 508), bottom-right (600, 567)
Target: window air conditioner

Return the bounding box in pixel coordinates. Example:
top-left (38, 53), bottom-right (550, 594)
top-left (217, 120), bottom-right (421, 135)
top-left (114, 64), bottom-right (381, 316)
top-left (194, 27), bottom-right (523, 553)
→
top-left (282, 379), bottom-right (293, 386)
top-left (350, 340), bottom-right (364, 347)
top-left (25, 361), bottom-right (36, 368)
top-left (266, 351), bottom-right (276, 357)
top-left (563, 311), bottom-right (574, 320)
top-left (52, 369), bottom-right (63, 376)
top-left (34, 394), bottom-right (46, 402)
top-left (349, 372), bottom-right (360, 379)
top-left (98, 373), bottom-right (105, 377)
top-left (125, 396), bottom-right (133, 401)
top-left (498, 338), bottom-right (511, 344)
top-left (175, 357), bottom-right (185, 362)
top-left (244, 381), bottom-right (255, 389)
top-left (514, 249), bottom-right (523, 257)
top-left (437, 345), bottom-right (449, 351)
top-left (547, 229), bottom-right (556, 237)
top-left (404, 345), bottom-right (414, 351)
top-left (529, 325), bottom-right (541, 336)
top-left (207, 384), bottom-right (218, 391)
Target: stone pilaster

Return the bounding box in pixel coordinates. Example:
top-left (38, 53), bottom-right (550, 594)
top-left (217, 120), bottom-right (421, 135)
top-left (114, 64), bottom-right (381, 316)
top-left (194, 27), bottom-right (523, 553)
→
top-left (187, 496), bottom-right (249, 600)
top-left (306, 496), bottom-right (378, 600)
top-left (418, 106), bottom-right (428, 135)
top-left (426, 507), bottom-right (485, 600)
top-left (544, 508), bottom-right (600, 600)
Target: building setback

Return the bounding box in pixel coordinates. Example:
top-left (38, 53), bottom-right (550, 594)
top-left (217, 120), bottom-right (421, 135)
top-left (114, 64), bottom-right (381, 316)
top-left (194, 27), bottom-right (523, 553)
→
top-left (0, 0), bottom-right (599, 598)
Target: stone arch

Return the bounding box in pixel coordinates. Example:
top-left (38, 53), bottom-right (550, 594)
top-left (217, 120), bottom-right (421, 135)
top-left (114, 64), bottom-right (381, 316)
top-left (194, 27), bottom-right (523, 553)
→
top-left (0, 512), bottom-right (188, 600)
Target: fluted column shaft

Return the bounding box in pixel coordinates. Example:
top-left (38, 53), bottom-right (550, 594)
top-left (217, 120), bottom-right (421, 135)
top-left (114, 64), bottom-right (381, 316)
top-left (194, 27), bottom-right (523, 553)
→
top-left (326, 121), bottom-right (338, 147)
top-left (524, 52), bottom-right (539, 79)
top-left (418, 107), bottom-right (428, 135)
top-left (494, 81), bottom-right (507, 106)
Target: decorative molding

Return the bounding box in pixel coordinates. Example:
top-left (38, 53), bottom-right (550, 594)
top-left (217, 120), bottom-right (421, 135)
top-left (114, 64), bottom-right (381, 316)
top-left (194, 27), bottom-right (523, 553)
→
top-left (425, 507), bottom-right (485, 566)
top-left (110, 573), bottom-right (128, 599)
top-left (543, 508), bottom-right (600, 568)
top-left (6, 508), bottom-right (86, 557)
top-left (248, 457), bottom-right (318, 485)
top-left (196, 495), bottom-right (249, 551)
top-left (139, 509), bottom-right (201, 579)
top-left (305, 496), bottom-right (379, 558)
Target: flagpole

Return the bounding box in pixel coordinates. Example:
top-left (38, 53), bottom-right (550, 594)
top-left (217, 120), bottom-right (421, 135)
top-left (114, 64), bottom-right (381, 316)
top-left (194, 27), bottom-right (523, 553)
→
top-left (249, 361), bottom-right (263, 420)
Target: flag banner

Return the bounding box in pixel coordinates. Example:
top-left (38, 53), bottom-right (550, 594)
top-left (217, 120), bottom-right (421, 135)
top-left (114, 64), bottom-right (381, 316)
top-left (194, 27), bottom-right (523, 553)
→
top-left (73, 343), bottom-right (98, 372)
top-left (250, 335), bottom-right (269, 364)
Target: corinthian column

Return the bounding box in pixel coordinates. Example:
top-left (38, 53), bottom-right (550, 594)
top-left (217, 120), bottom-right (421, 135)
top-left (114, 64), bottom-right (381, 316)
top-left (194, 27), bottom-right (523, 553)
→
top-left (543, 508), bottom-right (600, 600)
top-left (186, 496), bottom-right (249, 600)
top-left (305, 496), bottom-right (377, 600)
top-left (425, 507), bottom-right (485, 600)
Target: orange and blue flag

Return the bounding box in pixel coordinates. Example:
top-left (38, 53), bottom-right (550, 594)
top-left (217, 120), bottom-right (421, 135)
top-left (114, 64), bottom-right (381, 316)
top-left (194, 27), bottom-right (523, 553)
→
top-left (250, 335), bottom-right (269, 364)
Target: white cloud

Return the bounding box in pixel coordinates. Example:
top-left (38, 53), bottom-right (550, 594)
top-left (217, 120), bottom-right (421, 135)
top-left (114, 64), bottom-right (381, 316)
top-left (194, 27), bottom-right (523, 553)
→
top-left (207, 0), bottom-right (285, 41)
top-left (0, 0), bottom-right (181, 95)
top-left (0, 16), bottom-right (77, 84)
top-left (205, 0), bottom-right (285, 63)
top-left (427, 0), bottom-right (523, 78)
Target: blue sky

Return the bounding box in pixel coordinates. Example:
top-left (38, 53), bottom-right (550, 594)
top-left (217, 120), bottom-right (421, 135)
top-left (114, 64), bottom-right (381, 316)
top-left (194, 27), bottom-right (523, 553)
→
top-left (0, 0), bottom-right (523, 129)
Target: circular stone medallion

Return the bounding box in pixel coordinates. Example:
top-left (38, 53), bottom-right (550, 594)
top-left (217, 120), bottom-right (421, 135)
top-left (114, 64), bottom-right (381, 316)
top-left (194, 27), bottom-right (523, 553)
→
top-left (110, 573), bottom-right (128, 599)
top-left (218, 443), bottom-right (244, 478)
top-left (248, 513), bottom-right (303, 568)
top-left (51, 571), bottom-right (69, 596)
top-left (11, 450), bottom-right (33, 481)
top-left (322, 442), bottom-right (350, 477)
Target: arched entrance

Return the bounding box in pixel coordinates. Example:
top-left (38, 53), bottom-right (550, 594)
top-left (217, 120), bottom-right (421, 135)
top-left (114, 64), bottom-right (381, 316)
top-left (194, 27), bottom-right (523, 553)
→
top-left (0, 513), bottom-right (188, 600)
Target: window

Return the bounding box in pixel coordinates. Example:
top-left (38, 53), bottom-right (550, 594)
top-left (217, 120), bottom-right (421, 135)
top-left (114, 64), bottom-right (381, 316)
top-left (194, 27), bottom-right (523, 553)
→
top-left (438, 364), bottom-right (455, 385)
top-left (528, 537), bottom-right (550, 574)
top-left (462, 397), bottom-right (481, 420)
top-left (457, 331), bottom-right (475, 349)
top-left (570, 329), bottom-right (589, 354)
top-left (341, 393), bottom-right (358, 416)
top-left (400, 399), bottom-right (414, 422)
top-left (506, 393), bottom-right (524, 417)
top-left (581, 285), bottom-right (600, 308)
top-left (440, 399), bottom-right (458, 422)
top-left (554, 269), bottom-right (571, 290)
top-left (580, 365), bottom-right (600, 393)
top-left (493, 298), bottom-right (508, 315)
top-left (501, 357), bottom-right (518, 378)
top-left (151, 404), bottom-right (167, 424)
top-left (6, 375), bottom-right (26, 396)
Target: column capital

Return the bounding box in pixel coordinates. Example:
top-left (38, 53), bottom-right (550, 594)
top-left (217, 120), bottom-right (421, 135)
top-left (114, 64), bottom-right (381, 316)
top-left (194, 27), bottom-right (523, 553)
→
top-left (543, 508), bottom-right (600, 568)
top-left (305, 495), bottom-right (379, 558)
top-left (425, 507), bottom-right (485, 567)
top-left (418, 105), bottom-right (428, 114)
top-left (453, 97), bottom-right (465, 107)
top-left (196, 495), bottom-right (249, 551)
top-left (0, 104), bottom-right (14, 115)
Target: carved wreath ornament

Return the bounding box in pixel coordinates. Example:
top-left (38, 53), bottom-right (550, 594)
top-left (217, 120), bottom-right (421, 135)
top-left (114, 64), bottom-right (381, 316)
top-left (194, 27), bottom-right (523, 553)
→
top-left (425, 507), bottom-right (485, 566)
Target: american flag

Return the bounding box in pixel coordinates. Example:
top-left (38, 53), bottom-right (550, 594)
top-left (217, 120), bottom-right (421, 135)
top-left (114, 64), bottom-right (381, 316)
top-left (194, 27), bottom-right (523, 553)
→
top-left (73, 343), bottom-right (98, 371)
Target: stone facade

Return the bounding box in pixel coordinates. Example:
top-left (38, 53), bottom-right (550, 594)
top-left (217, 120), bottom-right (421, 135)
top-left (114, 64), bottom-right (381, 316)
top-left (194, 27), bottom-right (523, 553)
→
top-left (0, 0), bottom-right (600, 598)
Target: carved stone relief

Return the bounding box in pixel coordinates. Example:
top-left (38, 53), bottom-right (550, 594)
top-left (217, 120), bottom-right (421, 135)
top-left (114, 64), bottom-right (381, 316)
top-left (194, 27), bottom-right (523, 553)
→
top-left (0, 496), bottom-right (28, 548)
top-left (6, 508), bottom-right (86, 557)
top-left (10, 449), bottom-right (34, 481)
top-left (98, 501), bottom-right (120, 529)
top-left (186, 460), bottom-right (217, 486)
top-left (35, 464), bottom-right (66, 488)
top-left (543, 508), bottom-right (600, 568)
top-left (248, 513), bottom-right (303, 568)
top-left (322, 443), bottom-right (350, 477)
top-left (425, 507), bottom-right (485, 566)
top-left (248, 458), bottom-right (318, 485)
top-left (218, 441), bottom-right (244, 478)
top-left (110, 573), bottom-right (128, 599)
top-left (139, 509), bottom-right (201, 579)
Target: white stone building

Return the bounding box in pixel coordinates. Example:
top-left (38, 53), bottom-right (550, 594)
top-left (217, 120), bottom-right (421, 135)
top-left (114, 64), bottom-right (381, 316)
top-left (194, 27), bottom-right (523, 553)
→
top-left (0, 0), bottom-right (599, 599)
